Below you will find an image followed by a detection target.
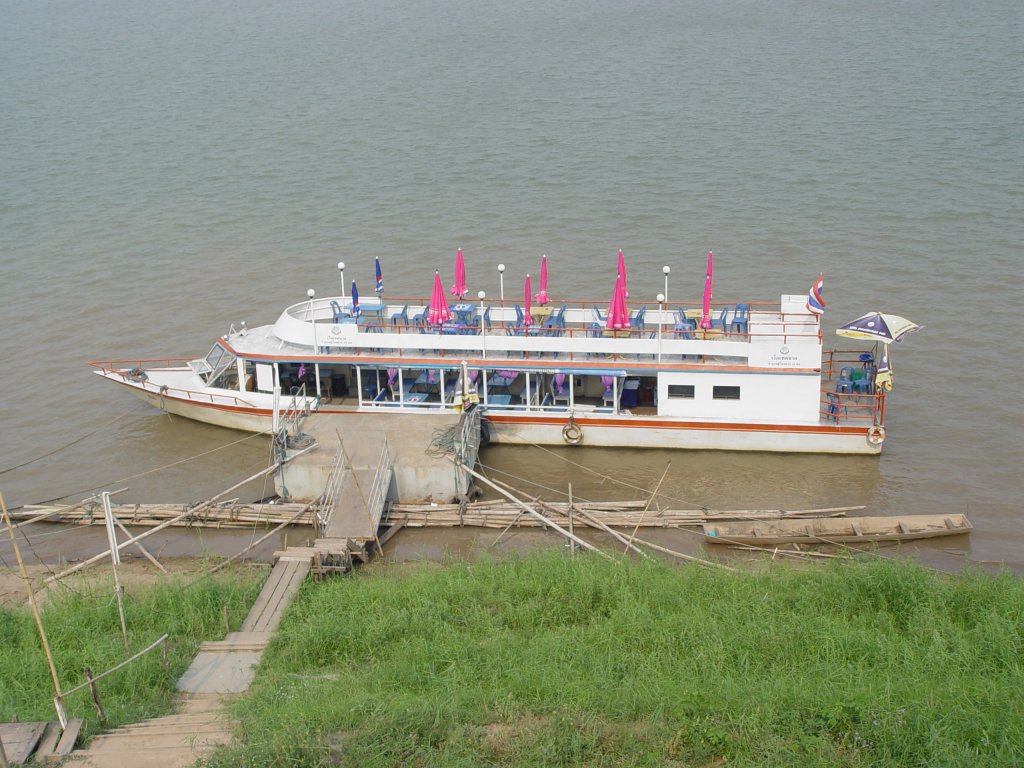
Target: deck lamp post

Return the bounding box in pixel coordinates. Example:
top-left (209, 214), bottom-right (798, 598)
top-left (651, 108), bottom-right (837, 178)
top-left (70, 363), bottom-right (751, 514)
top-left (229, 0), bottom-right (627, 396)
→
top-left (497, 263), bottom-right (505, 303)
top-left (337, 261), bottom-right (346, 299)
top-left (307, 288), bottom-right (317, 354)
top-left (478, 290), bottom-right (487, 358)
top-left (657, 293), bottom-right (665, 363)
top-left (663, 265), bottom-right (670, 305)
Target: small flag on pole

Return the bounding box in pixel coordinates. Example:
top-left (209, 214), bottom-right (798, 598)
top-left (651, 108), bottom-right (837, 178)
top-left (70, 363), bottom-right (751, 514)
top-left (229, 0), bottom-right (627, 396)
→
top-left (806, 273), bottom-right (826, 315)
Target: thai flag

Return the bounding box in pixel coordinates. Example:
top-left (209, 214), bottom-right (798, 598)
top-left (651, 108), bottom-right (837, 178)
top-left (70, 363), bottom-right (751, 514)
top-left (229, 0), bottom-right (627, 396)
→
top-left (374, 257), bottom-right (383, 294)
top-left (806, 273), bottom-right (826, 315)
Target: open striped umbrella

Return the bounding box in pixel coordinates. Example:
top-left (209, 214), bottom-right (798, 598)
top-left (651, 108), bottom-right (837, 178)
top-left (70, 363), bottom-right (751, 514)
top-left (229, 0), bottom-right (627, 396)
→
top-left (836, 312), bottom-right (921, 343)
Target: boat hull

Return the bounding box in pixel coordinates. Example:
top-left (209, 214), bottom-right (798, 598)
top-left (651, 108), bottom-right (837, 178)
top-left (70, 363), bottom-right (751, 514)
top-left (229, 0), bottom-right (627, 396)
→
top-left (107, 374), bottom-right (882, 454)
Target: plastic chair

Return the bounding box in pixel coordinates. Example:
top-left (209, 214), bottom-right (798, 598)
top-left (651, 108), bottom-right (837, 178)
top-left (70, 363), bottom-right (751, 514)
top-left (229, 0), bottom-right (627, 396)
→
top-left (630, 306), bottom-right (647, 331)
top-left (710, 306), bottom-right (731, 332)
top-left (550, 374), bottom-right (570, 406)
top-left (330, 300), bottom-right (347, 323)
top-left (730, 303), bottom-right (750, 335)
top-left (482, 306), bottom-right (492, 330)
top-left (826, 392), bottom-right (848, 422)
top-left (391, 304), bottom-right (410, 327)
top-left (852, 366), bottom-right (874, 394)
top-left (836, 366), bottom-right (855, 394)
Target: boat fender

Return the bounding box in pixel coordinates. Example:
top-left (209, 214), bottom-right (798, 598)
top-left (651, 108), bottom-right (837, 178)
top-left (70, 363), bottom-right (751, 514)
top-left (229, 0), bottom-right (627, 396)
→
top-left (867, 425), bottom-right (885, 445)
top-left (562, 418), bottom-right (583, 445)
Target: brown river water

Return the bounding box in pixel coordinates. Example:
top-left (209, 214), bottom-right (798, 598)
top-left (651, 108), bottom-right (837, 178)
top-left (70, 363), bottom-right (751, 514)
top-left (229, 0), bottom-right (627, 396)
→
top-left (1, 0), bottom-right (1020, 572)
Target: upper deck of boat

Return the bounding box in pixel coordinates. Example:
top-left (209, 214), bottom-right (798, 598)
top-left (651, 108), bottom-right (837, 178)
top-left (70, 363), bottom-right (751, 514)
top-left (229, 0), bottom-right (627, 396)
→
top-left (223, 294), bottom-right (825, 372)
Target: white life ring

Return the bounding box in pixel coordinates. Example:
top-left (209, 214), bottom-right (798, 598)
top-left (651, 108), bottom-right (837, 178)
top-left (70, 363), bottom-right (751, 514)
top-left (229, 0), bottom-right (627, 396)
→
top-left (867, 425), bottom-right (886, 445)
top-left (562, 421), bottom-right (583, 445)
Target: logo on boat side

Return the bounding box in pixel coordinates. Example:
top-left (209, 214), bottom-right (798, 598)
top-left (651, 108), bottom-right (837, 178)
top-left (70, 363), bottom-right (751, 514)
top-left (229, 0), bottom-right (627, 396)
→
top-left (780, 345), bottom-right (790, 355)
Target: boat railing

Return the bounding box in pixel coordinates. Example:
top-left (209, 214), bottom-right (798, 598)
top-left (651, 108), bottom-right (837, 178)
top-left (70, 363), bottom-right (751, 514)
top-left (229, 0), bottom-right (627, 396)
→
top-left (279, 382), bottom-right (318, 434)
top-left (89, 360), bottom-right (263, 409)
top-left (819, 390), bottom-right (885, 426)
top-left (88, 357), bottom-right (194, 373)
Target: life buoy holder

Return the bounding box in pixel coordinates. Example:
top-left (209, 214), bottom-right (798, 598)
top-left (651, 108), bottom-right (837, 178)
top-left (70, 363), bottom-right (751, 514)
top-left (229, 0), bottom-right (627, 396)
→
top-left (562, 418), bottom-right (583, 445)
top-left (867, 425), bottom-right (885, 445)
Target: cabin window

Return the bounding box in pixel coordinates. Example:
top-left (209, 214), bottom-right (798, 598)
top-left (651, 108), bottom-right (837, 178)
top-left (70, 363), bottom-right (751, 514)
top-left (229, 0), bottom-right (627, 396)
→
top-left (667, 384), bottom-right (695, 399)
top-left (713, 385), bottom-right (741, 400)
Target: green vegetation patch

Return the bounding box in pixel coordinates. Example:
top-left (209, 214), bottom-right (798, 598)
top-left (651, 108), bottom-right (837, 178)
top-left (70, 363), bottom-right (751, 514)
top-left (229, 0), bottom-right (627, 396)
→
top-left (0, 566), bottom-right (263, 737)
top-left (211, 553), bottom-right (1024, 767)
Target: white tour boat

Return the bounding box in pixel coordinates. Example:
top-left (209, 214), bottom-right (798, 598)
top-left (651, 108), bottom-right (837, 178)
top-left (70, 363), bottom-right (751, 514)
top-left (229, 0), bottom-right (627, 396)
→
top-left (90, 271), bottom-right (897, 455)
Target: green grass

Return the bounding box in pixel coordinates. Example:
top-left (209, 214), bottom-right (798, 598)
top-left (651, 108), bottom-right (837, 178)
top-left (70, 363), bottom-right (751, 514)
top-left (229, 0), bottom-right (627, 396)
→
top-left (209, 553), bottom-right (1024, 768)
top-left (0, 566), bottom-right (263, 738)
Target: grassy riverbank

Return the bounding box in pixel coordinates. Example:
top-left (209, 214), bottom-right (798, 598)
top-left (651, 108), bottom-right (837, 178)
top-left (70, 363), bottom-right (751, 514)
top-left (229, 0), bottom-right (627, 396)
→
top-left (0, 562), bottom-right (263, 736)
top-left (210, 552), bottom-right (1023, 767)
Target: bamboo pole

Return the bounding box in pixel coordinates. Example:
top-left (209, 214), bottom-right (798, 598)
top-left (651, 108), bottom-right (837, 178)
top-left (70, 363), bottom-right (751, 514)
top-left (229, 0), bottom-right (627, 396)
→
top-left (208, 504), bottom-right (313, 575)
top-left (625, 462), bottom-right (671, 555)
top-left (113, 517), bottom-right (167, 573)
top-left (101, 493), bottom-right (130, 654)
top-left (629, 534), bottom-right (736, 572)
top-left (574, 508), bottom-right (649, 558)
top-left (11, 488), bottom-right (128, 530)
top-left (452, 459), bottom-right (611, 559)
top-left (1, 492), bottom-right (66, 727)
top-left (567, 483), bottom-right (575, 559)
top-left (45, 450), bottom-right (314, 584)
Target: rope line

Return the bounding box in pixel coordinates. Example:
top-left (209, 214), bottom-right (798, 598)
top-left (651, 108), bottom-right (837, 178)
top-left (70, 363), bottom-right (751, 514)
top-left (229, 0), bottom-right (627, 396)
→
top-left (31, 428), bottom-right (274, 506)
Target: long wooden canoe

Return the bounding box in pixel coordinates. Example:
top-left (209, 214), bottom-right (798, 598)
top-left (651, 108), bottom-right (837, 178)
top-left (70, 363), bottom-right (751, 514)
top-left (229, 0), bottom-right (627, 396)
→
top-left (703, 513), bottom-right (972, 545)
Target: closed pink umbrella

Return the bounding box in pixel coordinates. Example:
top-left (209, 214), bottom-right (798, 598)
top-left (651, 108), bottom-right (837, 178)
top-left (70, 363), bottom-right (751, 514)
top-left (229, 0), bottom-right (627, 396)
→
top-left (451, 247), bottom-right (467, 298)
top-left (535, 254), bottom-right (549, 305)
top-left (523, 274), bottom-right (534, 327)
top-left (606, 272), bottom-right (629, 330)
top-left (429, 270), bottom-right (452, 325)
top-left (700, 250), bottom-right (714, 330)
top-left (617, 249), bottom-right (629, 298)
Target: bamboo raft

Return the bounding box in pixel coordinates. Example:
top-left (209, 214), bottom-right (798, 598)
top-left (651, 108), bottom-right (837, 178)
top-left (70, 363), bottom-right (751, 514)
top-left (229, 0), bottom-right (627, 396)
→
top-left (383, 500), bottom-right (862, 529)
top-left (12, 501), bottom-right (318, 529)
top-left (12, 498), bottom-right (861, 530)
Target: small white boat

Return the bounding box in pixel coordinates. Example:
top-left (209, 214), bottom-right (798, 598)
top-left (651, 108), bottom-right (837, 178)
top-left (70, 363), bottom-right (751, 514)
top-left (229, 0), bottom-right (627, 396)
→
top-left (91, 269), bottom-right (894, 455)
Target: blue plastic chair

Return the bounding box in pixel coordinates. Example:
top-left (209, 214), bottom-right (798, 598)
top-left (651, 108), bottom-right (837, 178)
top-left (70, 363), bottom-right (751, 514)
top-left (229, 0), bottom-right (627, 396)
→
top-left (836, 366), bottom-right (855, 394)
top-left (630, 306), bottom-right (647, 331)
top-left (391, 304), bottom-right (410, 327)
top-left (330, 300), bottom-right (347, 323)
top-left (730, 303), bottom-right (750, 334)
top-left (673, 317), bottom-right (697, 339)
top-left (710, 306), bottom-right (731, 332)
top-left (826, 392), bottom-right (848, 422)
top-left (852, 366), bottom-right (874, 394)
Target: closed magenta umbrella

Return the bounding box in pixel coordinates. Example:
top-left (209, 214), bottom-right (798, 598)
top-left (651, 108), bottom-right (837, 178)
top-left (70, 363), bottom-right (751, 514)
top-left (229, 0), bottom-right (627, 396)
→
top-left (617, 249), bottom-right (629, 298)
top-left (700, 250), bottom-right (714, 330)
top-left (535, 254), bottom-right (549, 305)
top-left (606, 272), bottom-right (629, 330)
top-left (429, 270), bottom-right (452, 325)
top-left (524, 274), bottom-right (534, 327)
top-left (451, 247), bottom-right (467, 298)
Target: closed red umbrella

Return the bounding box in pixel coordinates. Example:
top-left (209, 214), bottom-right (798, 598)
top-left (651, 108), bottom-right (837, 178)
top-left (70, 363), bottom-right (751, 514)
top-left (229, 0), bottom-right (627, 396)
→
top-left (535, 254), bottom-right (549, 305)
top-left (523, 274), bottom-right (534, 327)
top-left (606, 272), bottom-right (629, 330)
top-left (429, 270), bottom-right (452, 325)
top-left (700, 250), bottom-right (714, 330)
